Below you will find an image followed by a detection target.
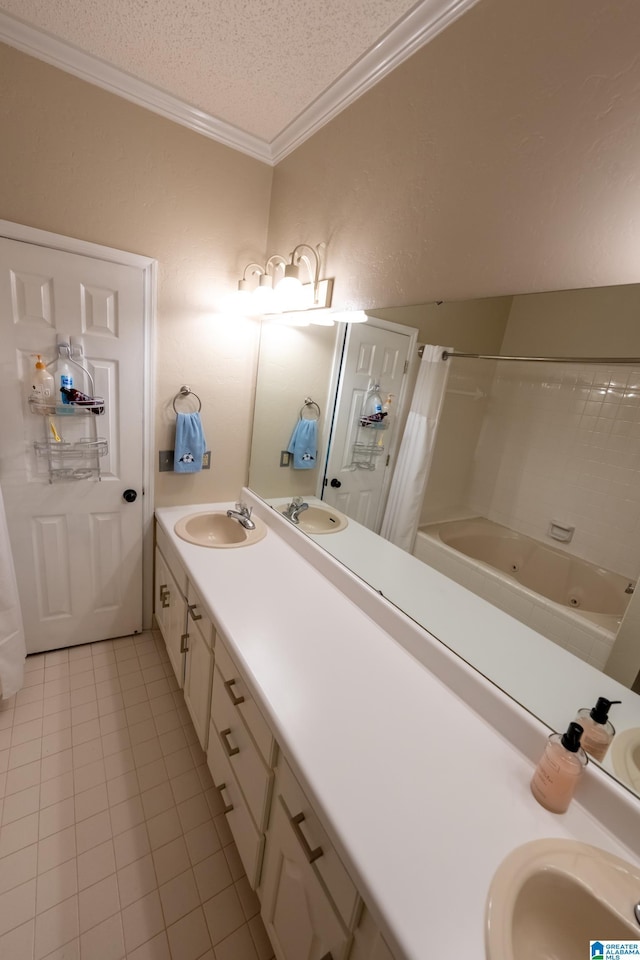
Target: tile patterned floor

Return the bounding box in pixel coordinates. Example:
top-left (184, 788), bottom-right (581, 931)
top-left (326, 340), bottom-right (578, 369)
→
top-left (0, 631), bottom-right (275, 960)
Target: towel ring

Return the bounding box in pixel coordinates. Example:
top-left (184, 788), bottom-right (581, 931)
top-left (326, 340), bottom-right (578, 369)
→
top-left (300, 397), bottom-right (321, 421)
top-left (173, 385), bottom-right (202, 414)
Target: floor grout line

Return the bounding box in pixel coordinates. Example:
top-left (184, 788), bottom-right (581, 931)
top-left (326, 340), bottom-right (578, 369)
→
top-left (0, 630), bottom-right (274, 960)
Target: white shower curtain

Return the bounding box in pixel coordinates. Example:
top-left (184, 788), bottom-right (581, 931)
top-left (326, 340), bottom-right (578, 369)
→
top-left (380, 344), bottom-right (451, 552)
top-left (0, 482), bottom-right (26, 698)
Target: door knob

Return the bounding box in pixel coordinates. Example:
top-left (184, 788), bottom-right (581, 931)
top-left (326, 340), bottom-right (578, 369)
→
top-left (122, 489), bottom-right (138, 503)
top-left (330, 478), bottom-right (342, 488)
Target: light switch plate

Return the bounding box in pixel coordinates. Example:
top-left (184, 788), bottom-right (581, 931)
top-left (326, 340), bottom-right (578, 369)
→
top-left (159, 450), bottom-right (211, 471)
top-left (280, 450), bottom-right (291, 467)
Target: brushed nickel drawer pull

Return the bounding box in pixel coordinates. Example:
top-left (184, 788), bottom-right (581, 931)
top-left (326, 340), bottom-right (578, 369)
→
top-left (220, 727), bottom-right (239, 757)
top-left (224, 678), bottom-right (245, 706)
top-left (188, 604), bottom-right (202, 621)
top-left (180, 633), bottom-right (189, 653)
top-left (216, 781), bottom-right (233, 814)
top-left (290, 811), bottom-right (323, 863)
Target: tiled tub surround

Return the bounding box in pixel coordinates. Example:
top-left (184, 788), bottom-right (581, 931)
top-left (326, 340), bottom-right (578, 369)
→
top-left (0, 631), bottom-right (274, 960)
top-left (467, 360), bottom-right (640, 580)
top-left (414, 517), bottom-right (625, 670)
top-left (154, 496), bottom-right (640, 960)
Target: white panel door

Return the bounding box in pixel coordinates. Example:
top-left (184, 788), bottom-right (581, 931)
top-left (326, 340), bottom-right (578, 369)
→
top-left (0, 237), bottom-right (146, 653)
top-left (323, 322), bottom-right (415, 532)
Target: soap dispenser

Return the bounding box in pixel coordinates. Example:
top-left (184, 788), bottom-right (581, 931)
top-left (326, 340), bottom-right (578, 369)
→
top-left (575, 697), bottom-right (621, 762)
top-left (30, 355), bottom-right (55, 403)
top-left (530, 722), bottom-right (588, 813)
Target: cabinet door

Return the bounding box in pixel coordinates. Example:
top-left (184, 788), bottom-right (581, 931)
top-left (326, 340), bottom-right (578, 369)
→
top-left (154, 546), bottom-right (186, 687)
top-left (348, 907), bottom-right (398, 960)
top-left (260, 796), bottom-right (350, 960)
top-left (207, 719), bottom-right (265, 889)
top-left (154, 546), bottom-right (170, 639)
top-left (183, 628), bottom-right (213, 750)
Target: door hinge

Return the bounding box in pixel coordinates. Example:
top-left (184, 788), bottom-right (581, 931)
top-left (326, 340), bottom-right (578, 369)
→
top-left (403, 359), bottom-right (409, 374)
top-left (386, 454), bottom-right (390, 466)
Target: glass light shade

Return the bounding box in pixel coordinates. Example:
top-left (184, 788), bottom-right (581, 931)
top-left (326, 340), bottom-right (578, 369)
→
top-left (252, 283), bottom-right (276, 313)
top-left (222, 288), bottom-right (259, 316)
top-left (275, 275), bottom-right (306, 311)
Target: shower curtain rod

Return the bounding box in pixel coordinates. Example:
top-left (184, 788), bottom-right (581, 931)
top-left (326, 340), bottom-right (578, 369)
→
top-left (438, 350), bottom-right (640, 365)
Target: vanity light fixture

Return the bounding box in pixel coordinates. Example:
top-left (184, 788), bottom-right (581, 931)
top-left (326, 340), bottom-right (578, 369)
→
top-left (232, 243), bottom-right (333, 319)
top-left (230, 243), bottom-right (368, 325)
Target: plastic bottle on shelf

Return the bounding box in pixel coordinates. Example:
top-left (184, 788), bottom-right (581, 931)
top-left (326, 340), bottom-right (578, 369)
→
top-left (58, 356), bottom-right (74, 404)
top-left (361, 386), bottom-right (386, 424)
top-left (30, 355), bottom-right (55, 404)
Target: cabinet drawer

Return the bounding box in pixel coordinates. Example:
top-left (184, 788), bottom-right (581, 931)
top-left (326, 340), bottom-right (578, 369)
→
top-left (278, 757), bottom-right (359, 929)
top-left (156, 522), bottom-right (188, 596)
top-left (211, 665), bottom-right (273, 830)
top-left (215, 633), bottom-right (275, 766)
top-left (207, 719), bottom-right (264, 889)
top-left (186, 581), bottom-right (214, 651)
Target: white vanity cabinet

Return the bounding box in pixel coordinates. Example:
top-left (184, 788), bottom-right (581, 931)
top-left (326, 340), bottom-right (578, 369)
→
top-left (199, 591), bottom-right (398, 960)
top-left (348, 908), bottom-right (397, 960)
top-left (154, 525), bottom-right (214, 750)
top-left (154, 544), bottom-right (187, 686)
top-left (183, 581), bottom-right (214, 750)
top-left (260, 756), bottom-right (360, 960)
top-left (206, 631), bottom-right (276, 888)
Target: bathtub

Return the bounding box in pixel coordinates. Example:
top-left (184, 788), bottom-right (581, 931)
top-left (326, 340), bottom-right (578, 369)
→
top-left (414, 516), bottom-right (632, 671)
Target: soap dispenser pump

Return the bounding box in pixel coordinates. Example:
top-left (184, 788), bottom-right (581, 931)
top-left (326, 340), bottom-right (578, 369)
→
top-left (530, 722), bottom-right (588, 813)
top-left (575, 697), bottom-right (621, 762)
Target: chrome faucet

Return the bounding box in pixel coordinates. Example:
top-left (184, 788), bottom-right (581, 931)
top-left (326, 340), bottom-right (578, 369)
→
top-left (226, 502), bottom-right (256, 530)
top-left (625, 582), bottom-right (635, 595)
top-left (283, 497), bottom-right (309, 524)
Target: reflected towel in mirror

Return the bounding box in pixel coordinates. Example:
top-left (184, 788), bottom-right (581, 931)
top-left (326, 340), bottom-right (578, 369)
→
top-left (287, 418), bottom-right (317, 469)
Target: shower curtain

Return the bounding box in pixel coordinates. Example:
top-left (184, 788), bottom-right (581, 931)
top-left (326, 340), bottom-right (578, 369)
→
top-left (0, 482), bottom-right (26, 698)
top-left (380, 344), bottom-right (451, 552)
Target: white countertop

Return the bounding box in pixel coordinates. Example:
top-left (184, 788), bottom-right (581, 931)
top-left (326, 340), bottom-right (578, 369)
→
top-left (155, 497), bottom-right (640, 960)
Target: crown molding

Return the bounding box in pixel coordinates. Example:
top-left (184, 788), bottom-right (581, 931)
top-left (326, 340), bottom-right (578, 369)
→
top-left (269, 0), bottom-right (481, 163)
top-left (0, 0), bottom-right (479, 167)
top-left (0, 11), bottom-right (272, 164)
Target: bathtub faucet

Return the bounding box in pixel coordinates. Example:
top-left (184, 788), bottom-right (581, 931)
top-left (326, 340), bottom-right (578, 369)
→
top-left (625, 582), bottom-right (635, 595)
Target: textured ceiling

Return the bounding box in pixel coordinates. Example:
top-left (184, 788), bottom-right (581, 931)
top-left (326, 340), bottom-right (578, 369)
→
top-left (0, 0), bottom-right (422, 142)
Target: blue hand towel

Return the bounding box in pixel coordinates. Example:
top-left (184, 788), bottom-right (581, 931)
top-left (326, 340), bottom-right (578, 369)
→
top-left (174, 412), bottom-right (207, 473)
top-left (287, 418), bottom-right (317, 470)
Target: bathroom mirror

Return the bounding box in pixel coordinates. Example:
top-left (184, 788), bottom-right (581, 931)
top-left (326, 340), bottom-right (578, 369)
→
top-left (248, 283), bottom-right (640, 799)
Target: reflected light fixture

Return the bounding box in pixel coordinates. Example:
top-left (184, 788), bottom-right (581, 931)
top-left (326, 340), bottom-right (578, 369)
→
top-left (230, 243), bottom-right (367, 324)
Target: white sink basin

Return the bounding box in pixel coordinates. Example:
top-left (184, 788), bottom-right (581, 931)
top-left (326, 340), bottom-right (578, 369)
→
top-left (174, 511), bottom-right (267, 548)
top-left (611, 727), bottom-right (640, 792)
top-left (486, 839), bottom-right (640, 960)
top-left (278, 503), bottom-right (348, 534)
